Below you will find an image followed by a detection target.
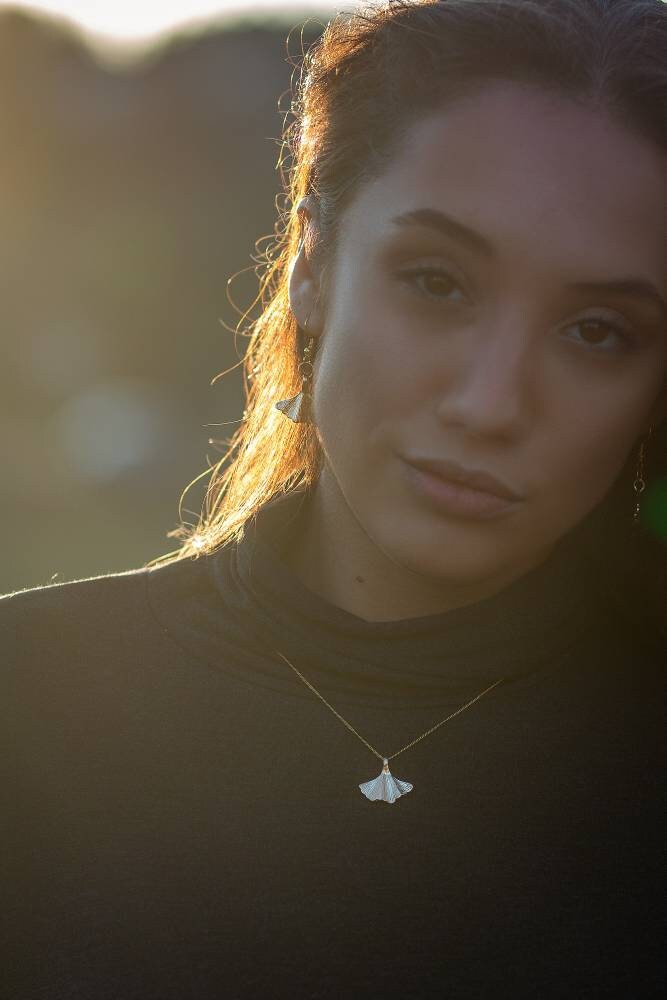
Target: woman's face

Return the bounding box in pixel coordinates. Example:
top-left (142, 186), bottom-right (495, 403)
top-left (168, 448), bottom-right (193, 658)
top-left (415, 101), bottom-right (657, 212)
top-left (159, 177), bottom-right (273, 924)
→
top-left (296, 83), bottom-right (667, 588)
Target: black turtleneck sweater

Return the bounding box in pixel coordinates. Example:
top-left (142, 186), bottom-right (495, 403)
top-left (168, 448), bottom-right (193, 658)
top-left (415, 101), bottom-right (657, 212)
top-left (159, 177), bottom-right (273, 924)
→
top-left (2, 494), bottom-right (665, 999)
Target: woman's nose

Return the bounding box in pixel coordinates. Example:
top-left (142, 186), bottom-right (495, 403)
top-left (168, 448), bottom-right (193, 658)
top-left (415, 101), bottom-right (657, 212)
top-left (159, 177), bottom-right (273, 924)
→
top-left (434, 326), bottom-right (538, 441)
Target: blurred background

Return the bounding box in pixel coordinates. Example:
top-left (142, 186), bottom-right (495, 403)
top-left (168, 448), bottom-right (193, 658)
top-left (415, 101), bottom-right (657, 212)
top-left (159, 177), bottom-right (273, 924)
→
top-left (0, 0), bottom-right (352, 594)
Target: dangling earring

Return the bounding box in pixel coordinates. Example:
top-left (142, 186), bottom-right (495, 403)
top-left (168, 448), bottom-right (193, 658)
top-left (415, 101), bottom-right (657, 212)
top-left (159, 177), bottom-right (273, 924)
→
top-left (275, 335), bottom-right (316, 424)
top-left (632, 424), bottom-right (654, 526)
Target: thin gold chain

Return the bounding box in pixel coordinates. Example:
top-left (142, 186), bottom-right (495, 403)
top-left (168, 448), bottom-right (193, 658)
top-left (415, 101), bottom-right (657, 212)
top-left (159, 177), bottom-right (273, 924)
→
top-left (274, 650), bottom-right (505, 764)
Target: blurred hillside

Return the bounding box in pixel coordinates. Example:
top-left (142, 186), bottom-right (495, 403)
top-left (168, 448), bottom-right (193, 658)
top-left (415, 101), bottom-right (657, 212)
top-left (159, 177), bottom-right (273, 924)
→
top-left (0, 7), bottom-right (323, 593)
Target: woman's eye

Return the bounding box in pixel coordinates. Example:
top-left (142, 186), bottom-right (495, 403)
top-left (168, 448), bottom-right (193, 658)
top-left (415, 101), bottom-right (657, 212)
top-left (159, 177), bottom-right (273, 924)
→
top-left (564, 318), bottom-right (635, 354)
top-left (400, 268), bottom-right (467, 303)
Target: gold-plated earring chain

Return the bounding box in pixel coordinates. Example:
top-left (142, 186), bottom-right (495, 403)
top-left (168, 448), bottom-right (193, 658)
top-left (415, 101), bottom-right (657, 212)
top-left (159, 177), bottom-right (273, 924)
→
top-left (633, 424), bottom-right (654, 524)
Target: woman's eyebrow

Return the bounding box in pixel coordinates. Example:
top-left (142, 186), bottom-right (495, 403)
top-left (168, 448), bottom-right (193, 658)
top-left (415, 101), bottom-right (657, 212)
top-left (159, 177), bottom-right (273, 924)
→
top-left (390, 208), bottom-right (495, 257)
top-left (389, 211), bottom-right (666, 318)
top-left (568, 279), bottom-right (667, 320)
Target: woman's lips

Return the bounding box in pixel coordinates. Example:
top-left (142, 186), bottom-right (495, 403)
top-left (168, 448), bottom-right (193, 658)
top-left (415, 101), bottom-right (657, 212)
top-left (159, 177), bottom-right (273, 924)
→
top-left (401, 460), bottom-right (522, 520)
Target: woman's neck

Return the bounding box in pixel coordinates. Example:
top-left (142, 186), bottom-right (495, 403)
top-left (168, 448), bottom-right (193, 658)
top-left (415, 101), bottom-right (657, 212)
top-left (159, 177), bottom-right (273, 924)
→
top-left (281, 474), bottom-right (552, 622)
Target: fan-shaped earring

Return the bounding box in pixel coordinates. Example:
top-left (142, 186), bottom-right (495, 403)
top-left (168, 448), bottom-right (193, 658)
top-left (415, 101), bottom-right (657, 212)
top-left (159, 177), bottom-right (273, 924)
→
top-left (275, 336), bottom-right (316, 424)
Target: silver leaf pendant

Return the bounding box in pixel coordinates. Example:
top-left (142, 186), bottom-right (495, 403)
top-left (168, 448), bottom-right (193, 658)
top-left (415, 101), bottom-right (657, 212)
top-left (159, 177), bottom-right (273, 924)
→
top-left (359, 759), bottom-right (413, 804)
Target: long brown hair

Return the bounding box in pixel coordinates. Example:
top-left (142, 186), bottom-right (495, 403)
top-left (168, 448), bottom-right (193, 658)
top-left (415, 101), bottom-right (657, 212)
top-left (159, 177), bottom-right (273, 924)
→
top-left (150, 0), bottom-right (667, 627)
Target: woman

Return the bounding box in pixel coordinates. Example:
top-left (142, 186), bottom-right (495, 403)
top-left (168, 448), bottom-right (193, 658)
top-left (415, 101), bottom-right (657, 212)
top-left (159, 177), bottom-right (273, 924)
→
top-left (3, 1), bottom-right (665, 996)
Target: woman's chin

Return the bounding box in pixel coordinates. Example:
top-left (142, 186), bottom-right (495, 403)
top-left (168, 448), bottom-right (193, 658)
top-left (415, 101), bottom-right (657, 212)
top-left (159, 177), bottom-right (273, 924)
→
top-left (366, 504), bottom-right (547, 595)
top-left (371, 525), bottom-right (508, 587)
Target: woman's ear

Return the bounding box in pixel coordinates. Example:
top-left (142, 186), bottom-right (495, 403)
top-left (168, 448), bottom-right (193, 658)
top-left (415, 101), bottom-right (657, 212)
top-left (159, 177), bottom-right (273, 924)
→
top-left (288, 196), bottom-right (325, 336)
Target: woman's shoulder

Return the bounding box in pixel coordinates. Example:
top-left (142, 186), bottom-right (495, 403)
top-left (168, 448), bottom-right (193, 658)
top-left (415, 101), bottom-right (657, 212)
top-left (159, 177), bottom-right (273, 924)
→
top-left (1, 564), bottom-right (148, 627)
top-left (0, 554), bottom-right (224, 738)
top-left (0, 548), bottom-right (213, 617)
top-left (0, 567), bottom-right (149, 676)
top-left (0, 553), bottom-right (212, 668)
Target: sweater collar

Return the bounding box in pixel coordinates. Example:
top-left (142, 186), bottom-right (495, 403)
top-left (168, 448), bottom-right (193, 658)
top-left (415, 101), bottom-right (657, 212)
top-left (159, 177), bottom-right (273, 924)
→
top-left (204, 489), bottom-right (608, 707)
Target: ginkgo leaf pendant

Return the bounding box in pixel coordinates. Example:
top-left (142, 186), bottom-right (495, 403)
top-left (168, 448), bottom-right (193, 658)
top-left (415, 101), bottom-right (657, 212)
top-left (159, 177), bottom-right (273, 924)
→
top-left (359, 759), bottom-right (413, 804)
top-left (274, 391), bottom-right (312, 423)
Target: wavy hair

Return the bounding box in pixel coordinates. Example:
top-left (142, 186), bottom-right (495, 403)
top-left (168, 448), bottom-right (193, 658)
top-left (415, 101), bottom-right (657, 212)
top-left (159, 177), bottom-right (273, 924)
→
top-left (150, 0), bottom-right (667, 632)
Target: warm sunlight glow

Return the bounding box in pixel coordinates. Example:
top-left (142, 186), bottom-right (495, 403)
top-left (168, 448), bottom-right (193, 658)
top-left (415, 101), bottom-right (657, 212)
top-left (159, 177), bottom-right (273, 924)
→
top-left (0, 1), bottom-right (340, 42)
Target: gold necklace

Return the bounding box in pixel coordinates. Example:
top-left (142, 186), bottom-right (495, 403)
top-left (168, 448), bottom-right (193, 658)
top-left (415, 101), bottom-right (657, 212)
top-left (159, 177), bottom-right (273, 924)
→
top-left (275, 650), bottom-right (505, 804)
